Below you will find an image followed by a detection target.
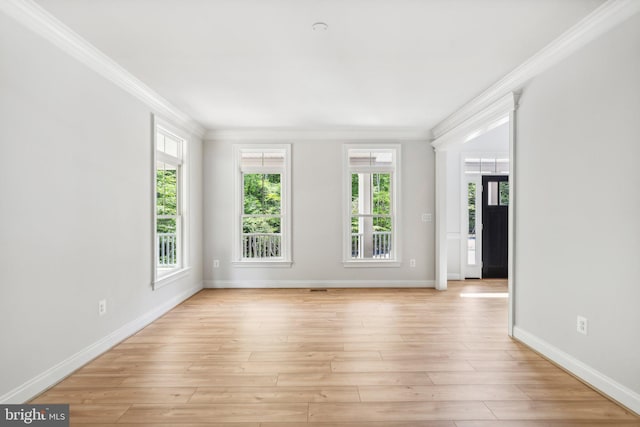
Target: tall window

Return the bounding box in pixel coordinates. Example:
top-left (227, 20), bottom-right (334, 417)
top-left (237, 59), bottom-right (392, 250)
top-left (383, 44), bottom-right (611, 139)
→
top-left (345, 146), bottom-right (400, 264)
top-left (234, 145), bottom-right (291, 265)
top-left (154, 122), bottom-right (187, 287)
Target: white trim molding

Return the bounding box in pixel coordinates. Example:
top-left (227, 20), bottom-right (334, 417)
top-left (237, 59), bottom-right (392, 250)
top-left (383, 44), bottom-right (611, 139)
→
top-left (153, 267), bottom-right (192, 290)
top-left (205, 127), bottom-right (432, 143)
top-left (514, 326), bottom-right (640, 415)
top-left (432, 93), bottom-right (516, 151)
top-left (431, 0), bottom-right (640, 140)
top-left (0, 0), bottom-right (205, 138)
top-left (204, 280), bottom-right (434, 289)
top-left (0, 283), bottom-right (202, 404)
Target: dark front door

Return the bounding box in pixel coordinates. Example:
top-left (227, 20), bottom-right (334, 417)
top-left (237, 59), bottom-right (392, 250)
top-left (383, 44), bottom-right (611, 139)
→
top-left (482, 175), bottom-right (509, 278)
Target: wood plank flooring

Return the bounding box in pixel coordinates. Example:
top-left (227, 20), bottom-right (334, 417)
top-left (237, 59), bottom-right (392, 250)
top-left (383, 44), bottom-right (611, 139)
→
top-left (31, 280), bottom-right (640, 426)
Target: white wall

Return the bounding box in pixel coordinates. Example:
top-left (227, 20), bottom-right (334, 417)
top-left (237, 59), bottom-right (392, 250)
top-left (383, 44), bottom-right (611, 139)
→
top-left (514, 12), bottom-right (640, 410)
top-left (445, 123), bottom-right (509, 280)
top-left (0, 12), bottom-right (203, 402)
top-left (204, 139), bottom-right (434, 287)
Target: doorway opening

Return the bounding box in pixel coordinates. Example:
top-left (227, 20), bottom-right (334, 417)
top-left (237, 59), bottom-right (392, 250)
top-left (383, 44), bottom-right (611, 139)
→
top-left (432, 91), bottom-right (516, 335)
top-left (463, 154), bottom-right (510, 279)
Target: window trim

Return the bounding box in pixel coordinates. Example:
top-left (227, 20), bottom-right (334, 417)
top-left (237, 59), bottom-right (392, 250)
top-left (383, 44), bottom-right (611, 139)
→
top-left (152, 116), bottom-right (190, 290)
top-left (233, 144), bottom-right (292, 267)
top-left (343, 144), bottom-right (401, 267)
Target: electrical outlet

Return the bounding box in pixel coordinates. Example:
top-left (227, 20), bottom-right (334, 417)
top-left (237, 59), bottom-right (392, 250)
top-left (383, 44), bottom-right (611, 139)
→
top-left (577, 315), bottom-right (588, 335)
top-left (213, 259), bottom-right (220, 268)
top-left (421, 213), bottom-right (432, 223)
top-left (98, 299), bottom-right (107, 316)
top-left (409, 259), bottom-right (416, 268)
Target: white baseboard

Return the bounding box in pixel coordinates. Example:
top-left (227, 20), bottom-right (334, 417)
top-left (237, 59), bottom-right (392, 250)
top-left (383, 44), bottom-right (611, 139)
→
top-left (204, 279), bottom-right (434, 289)
top-left (447, 273), bottom-right (462, 280)
top-left (0, 282), bottom-right (203, 404)
top-left (513, 326), bottom-right (640, 415)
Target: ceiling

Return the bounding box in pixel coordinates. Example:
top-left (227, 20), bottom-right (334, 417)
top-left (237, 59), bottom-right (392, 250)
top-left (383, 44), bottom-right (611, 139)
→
top-left (35, 0), bottom-right (604, 131)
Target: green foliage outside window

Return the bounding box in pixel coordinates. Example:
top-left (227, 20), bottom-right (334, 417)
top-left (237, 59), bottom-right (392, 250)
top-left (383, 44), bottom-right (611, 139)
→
top-left (243, 174), bottom-right (281, 234)
top-left (157, 168), bottom-right (177, 233)
top-left (351, 173), bottom-right (392, 233)
top-left (372, 173), bottom-right (391, 231)
top-left (499, 181), bottom-right (509, 206)
top-left (468, 182), bottom-right (476, 234)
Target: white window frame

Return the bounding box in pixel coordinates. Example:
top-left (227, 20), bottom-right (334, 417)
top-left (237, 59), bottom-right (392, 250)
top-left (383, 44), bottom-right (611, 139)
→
top-left (152, 116), bottom-right (190, 289)
top-left (343, 144), bottom-right (401, 267)
top-left (233, 144), bottom-right (292, 267)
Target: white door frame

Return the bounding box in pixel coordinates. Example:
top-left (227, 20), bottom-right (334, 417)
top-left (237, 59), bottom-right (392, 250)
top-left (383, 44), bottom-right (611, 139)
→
top-left (432, 92), bottom-right (517, 336)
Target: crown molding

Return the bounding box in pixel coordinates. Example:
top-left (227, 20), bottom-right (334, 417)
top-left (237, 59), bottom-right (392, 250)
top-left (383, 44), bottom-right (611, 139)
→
top-left (0, 0), bottom-right (205, 138)
top-left (431, 0), bottom-right (640, 140)
top-left (204, 127), bottom-right (432, 142)
top-left (431, 92), bottom-right (515, 151)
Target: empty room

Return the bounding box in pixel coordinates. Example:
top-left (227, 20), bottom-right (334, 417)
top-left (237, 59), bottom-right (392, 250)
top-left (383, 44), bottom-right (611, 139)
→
top-left (1, 0), bottom-right (639, 425)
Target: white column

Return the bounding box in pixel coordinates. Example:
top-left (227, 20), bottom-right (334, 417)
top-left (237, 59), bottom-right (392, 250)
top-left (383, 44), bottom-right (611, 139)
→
top-left (435, 149), bottom-right (448, 290)
top-left (507, 109), bottom-right (516, 337)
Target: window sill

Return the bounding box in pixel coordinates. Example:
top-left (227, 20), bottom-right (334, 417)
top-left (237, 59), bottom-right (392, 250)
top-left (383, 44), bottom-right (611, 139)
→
top-left (153, 267), bottom-right (192, 290)
top-left (232, 260), bottom-right (292, 268)
top-left (343, 260), bottom-right (401, 268)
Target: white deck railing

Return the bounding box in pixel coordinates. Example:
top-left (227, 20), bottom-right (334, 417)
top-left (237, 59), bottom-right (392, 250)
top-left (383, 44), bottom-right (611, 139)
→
top-left (351, 231), bottom-right (392, 259)
top-left (243, 233), bottom-right (281, 259)
top-left (158, 233), bottom-right (177, 266)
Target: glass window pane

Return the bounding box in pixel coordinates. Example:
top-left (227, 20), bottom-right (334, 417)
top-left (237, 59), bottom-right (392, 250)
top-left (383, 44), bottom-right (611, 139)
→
top-left (348, 149), bottom-right (393, 168)
top-left (373, 216), bottom-right (392, 232)
top-left (370, 151), bottom-right (393, 167)
top-left (372, 173), bottom-right (391, 215)
top-left (164, 135), bottom-right (179, 158)
top-left (351, 216), bottom-right (361, 234)
top-left (240, 152), bottom-right (263, 168)
top-left (243, 173), bottom-right (281, 215)
top-left (488, 181), bottom-right (499, 206)
top-left (241, 222), bottom-right (282, 259)
top-left (481, 158), bottom-right (496, 174)
top-left (156, 162), bottom-right (178, 216)
top-left (157, 217), bottom-right (178, 267)
top-left (464, 158), bottom-right (480, 175)
top-left (468, 183), bottom-right (476, 234)
top-left (346, 147), bottom-right (397, 262)
top-left (242, 217), bottom-right (281, 234)
top-left (156, 132), bottom-right (165, 152)
top-left (157, 217), bottom-right (176, 233)
top-left (262, 151), bottom-right (285, 168)
top-left (468, 237), bottom-right (476, 265)
top-left (351, 174), bottom-right (359, 214)
top-left (496, 158), bottom-right (509, 174)
top-left (240, 150), bottom-right (285, 168)
top-left (500, 181), bottom-right (509, 206)
top-left (372, 226), bottom-right (392, 259)
top-left (348, 151), bottom-right (371, 168)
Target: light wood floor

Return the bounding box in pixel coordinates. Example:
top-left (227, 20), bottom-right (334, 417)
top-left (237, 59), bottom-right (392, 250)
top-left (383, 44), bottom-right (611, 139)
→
top-left (32, 280), bottom-right (639, 426)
